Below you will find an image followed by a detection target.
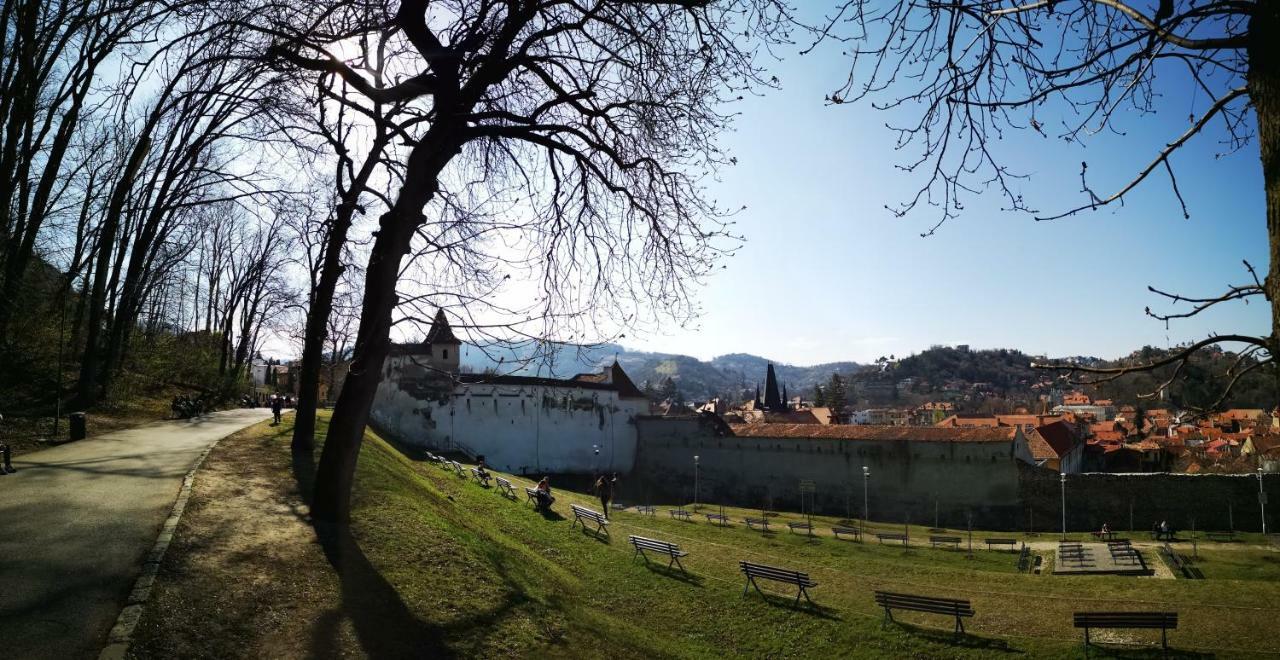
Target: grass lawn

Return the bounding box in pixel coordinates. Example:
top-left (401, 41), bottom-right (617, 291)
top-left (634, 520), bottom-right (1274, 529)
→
top-left (129, 413), bottom-right (1280, 659)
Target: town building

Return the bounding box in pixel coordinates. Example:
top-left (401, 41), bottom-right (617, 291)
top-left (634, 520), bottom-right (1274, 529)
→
top-left (370, 310), bottom-right (650, 474)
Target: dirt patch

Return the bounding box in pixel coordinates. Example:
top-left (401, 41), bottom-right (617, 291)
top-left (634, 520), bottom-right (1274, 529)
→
top-left (127, 423), bottom-right (361, 659)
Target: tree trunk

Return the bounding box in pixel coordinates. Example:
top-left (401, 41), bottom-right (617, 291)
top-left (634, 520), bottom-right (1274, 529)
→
top-left (309, 210), bottom-right (422, 524)
top-left (292, 204), bottom-right (354, 453)
top-left (1250, 4), bottom-right (1280, 402)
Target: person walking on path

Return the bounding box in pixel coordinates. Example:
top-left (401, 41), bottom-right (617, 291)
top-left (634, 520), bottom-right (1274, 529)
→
top-left (271, 396), bottom-right (283, 425)
top-left (595, 473), bottom-right (617, 518)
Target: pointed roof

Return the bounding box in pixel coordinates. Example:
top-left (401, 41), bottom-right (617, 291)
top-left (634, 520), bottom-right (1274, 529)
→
top-left (424, 308), bottom-right (460, 345)
top-left (764, 364), bottom-right (785, 412)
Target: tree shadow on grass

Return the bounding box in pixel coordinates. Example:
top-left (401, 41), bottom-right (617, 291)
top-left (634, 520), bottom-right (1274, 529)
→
top-left (885, 620), bottom-right (1019, 653)
top-left (636, 562), bottom-right (705, 587)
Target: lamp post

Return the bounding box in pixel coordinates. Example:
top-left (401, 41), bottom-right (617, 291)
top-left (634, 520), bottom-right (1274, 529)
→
top-left (693, 455), bottom-right (700, 511)
top-left (862, 466), bottom-right (870, 531)
top-left (1059, 472), bottom-right (1067, 540)
top-left (1258, 468), bottom-right (1268, 536)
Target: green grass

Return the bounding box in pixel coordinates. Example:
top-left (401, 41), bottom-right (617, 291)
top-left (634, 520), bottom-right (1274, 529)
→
top-left (135, 413), bottom-right (1280, 658)
top-left (333, 419), bottom-right (1280, 659)
top-left (1180, 548), bottom-right (1280, 582)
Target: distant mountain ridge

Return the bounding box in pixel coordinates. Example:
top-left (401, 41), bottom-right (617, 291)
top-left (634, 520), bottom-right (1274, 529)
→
top-left (455, 342), bottom-right (861, 401)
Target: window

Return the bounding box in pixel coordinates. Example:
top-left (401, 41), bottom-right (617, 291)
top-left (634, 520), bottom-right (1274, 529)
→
top-left (443, 349), bottom-right (449, 360)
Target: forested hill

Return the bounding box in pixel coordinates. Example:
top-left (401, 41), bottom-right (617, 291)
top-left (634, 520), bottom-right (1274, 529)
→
top-left (457, 343), bottom-right (861, 401)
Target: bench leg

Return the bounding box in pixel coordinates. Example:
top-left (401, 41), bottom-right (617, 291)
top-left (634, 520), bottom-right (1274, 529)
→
top-left (799, 586), bottom-right (813, 607)
top-left (954, 615), bottom-right (965, 639)
top-left (673, 556), bottom-right (686, 573)
top-left (882, 606), bottom-right (893, 628)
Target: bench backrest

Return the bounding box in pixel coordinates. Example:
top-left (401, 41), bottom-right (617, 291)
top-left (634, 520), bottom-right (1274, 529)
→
top-left (789, 521), bottom-right (812, 528)
top-left (629, 535), bottom-right (679, 554)
top-left (875, 591), bottom-right (974, 616)
top-left (1073, 612), bottom-right (1177, 629)
top-left (986, 538), bottom-right (1016, 543)
top-left (832, 526), bottom-right (859, 534)
top-left (496, 477), bottom-right (512, 488)
top-left (571, 504), bottom-right (607, 522)
top-left (878, 533), bottom-right (906, 539)
top-left (929, 535), bottom-right (960, 542)
top-left (745, 517), bottom-right (767, 524)
top-left (739, 561), bottom-right (815, 586)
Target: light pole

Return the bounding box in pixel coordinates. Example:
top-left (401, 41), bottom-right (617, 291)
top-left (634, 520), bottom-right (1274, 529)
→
top-left (1258, 468), bottom-right (1268, 536)
top-left (693, 455), bottom-right (700, 510)
top-left (1059, 472), bottom-right (1067, 540)
top-left (862, 466), bottom-right (870, 531)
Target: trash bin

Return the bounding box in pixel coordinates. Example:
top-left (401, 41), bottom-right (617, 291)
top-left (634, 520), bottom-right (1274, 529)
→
top-left (69, 412), bottom-right (86, 442)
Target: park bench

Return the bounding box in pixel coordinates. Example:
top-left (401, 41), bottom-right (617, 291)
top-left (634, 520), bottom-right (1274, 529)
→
top-left (1151, 529), bottom-right (1175, 542)
top-left (985, 538), bottom-right (1017, 551)
top-left (634, 505), bottom-right (655, 516)
top-left (469, 467), bottom-right (491, 487)
top-left (744, 517), bottom-right (770, 532)
top-left (739, 560), bottom-right (817, 606)
top-left (495, 477), bottom-right (517, 499)
top-left (1090, 530), bottom-right (1116, 541)
top-left (1108, 543), bottom-right (1141, 566)
top-left (1073, 611), bottom-right (1177, 651)
top-left (788, 521), bottom-right (814, 535)
top-left (629, 535), bottom-right (688, 572)
top-left (874, 590), bottom-right (974, 639)
top-left (1016, 544), bottom-right (1031, 572)
top-left (669, 508), bottom-right (692, 521)
top-left (1205, 530), bottom-right (1236, 542)
top-left (450, 461), bottom-right (465, 477)
top-left (570, 504), bottom-right (610, 538)
top-left (877, 532), bottom-right (908, 546)
top-left (929, 535), bottom-right (961, 549)
top-left (832, 526), bottom-right (862, 541)
top-left (705, 513), bottom-right (728, 526)
top-left (1160, 543), bottom-right (1203, 579)
top-left (524, 487), bottom-right (541, 507)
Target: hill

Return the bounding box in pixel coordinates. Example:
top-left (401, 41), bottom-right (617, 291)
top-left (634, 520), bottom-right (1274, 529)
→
top-left (127, 414), bottom-right (1280, 658)
top-left (457, 342), bottom-right (861, 401)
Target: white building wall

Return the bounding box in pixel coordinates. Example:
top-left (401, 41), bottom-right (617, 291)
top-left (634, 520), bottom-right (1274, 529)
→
top-left (370, 376), bottom-right (645, 475)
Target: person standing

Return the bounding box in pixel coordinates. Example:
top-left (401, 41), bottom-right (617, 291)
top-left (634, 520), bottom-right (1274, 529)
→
top-left (595, 473), bottom-right (617, 518)
top-left (271, 396), bottom-right (283, 425)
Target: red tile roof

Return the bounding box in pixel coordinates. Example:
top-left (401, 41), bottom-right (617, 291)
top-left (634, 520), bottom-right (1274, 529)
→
top-left (729, 424), bottom-right (1017, 443)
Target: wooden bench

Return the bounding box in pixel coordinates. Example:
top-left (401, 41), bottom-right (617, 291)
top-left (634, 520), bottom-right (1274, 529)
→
top-left (495, 477), bottom-right (517, 499)
top-left (450, 461), bottom-right (465, 477)
top-left (832, 526), bottom-right (862, 541)
top-left (929, 535), bottom-right (961, 549)
top-left (524, 487), bottom-right (545, 509)
top-left (705, 513), bottom-right (728, 526)
top-left (1090, 530), bottom-right (1116, 541)
top-left (1161, 543), bottom-right (1203, 580)
top-left (469, 467), bottom-right (491, 487)
top-left (668, 508), bottom-right (692, 521)
top-left (739, 561), bottom-right (817, 606)
top-left (1205, 530), bottom-right (1236, 542)
top-left (985, 538), bottom-right (1017, 551)
top-left (788, 521), bottom-right (814, 535)
top-left (874, 590), bottom-right (974, 638)
top-left (570, 504), bottom-right (610, 538)
top-left (1073, 611), bottom-right (1177, 651)
top-left (744, 517), bottom-right (770, 532)
top-left (634, 505), bottom-right (655, 516)
top-left (877, 532), bottom-right (908, 546)
top-left (629, 535), bottom-right (688, 572)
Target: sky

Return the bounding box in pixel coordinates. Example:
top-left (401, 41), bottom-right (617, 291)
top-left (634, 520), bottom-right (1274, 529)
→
top-left (614, 16), bottom-right (1269, 366)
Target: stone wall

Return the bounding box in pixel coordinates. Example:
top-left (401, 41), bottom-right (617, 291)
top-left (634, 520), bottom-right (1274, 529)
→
top-left (1017, 463), bottom-right (1280, 533)
top-left (624, 417), bottom-right (1027, 529)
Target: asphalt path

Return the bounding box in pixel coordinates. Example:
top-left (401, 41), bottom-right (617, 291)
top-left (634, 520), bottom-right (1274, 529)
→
top-left (0, 408), bottom-right (272, 660)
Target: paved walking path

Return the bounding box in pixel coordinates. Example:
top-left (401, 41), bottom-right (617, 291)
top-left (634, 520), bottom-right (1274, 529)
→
top-left (0, 408), bottom-right (272, 660)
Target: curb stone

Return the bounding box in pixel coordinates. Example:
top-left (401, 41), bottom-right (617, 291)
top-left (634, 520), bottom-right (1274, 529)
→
top-left (98, 439), bottom-right (221, 660)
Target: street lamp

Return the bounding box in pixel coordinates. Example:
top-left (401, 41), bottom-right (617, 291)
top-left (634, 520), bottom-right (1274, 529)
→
top-left (693, 455), bottom-right (700, 510)
top-left (1060, 472), bottom-right (1067, 540)
top-left (1258, 468), bottom-right (1268, 536)
top-left (862, 466), bottom-right (870, 530)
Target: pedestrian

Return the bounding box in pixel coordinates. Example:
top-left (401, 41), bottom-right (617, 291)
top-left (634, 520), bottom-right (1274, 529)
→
top-left (595, 472), bottom-right (617, 518)
top-left (271, 396), bottom-right (283, 425)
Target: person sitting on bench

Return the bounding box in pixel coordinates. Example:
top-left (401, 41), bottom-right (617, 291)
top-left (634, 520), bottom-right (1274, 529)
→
top-left (535, 476), bottom-right (556, 511)
top-left (476, 458), bottom-right (491, 482)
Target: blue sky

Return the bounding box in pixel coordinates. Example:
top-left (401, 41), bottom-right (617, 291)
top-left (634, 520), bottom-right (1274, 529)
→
top-left (620, 24), bottom-right (1269, 366)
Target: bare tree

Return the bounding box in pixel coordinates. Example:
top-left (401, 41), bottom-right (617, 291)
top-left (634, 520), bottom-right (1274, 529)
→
top-left (262, 0), bottom-right (788, 524)
top-left (816, 1), bottom-right (1276, 408)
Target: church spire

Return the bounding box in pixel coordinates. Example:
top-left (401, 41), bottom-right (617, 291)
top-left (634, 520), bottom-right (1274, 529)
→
top-left (764, 363), bottom-right (784, 412)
